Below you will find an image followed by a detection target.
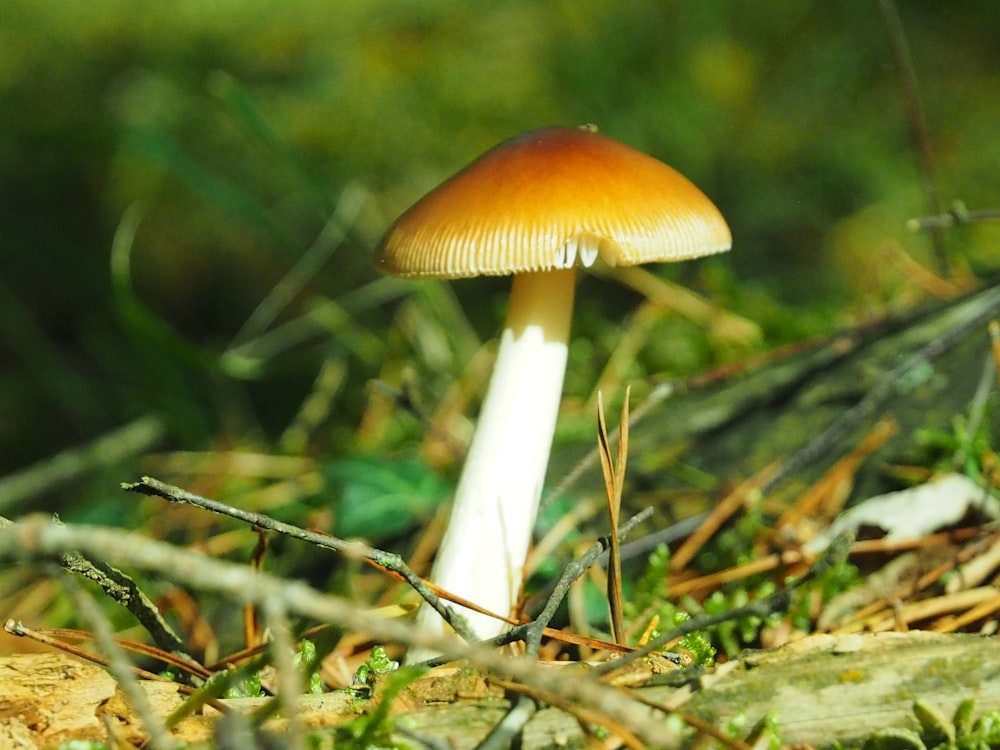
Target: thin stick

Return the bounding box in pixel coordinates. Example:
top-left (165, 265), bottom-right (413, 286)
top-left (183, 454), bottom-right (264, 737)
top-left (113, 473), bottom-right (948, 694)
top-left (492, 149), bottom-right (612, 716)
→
top-left (469, 507), bottom-right (653, 664)
top-left (907, 205), bottom-right (1000, 233)
top-left (490, 678), bottom-right (648, 750)
top-left (758, 284), bottom-right (1000, 499)
top-left (935, 591), bottom-right (1000, 634)
top-left (123, 476), bottom-right (477, 643)
top-left (669, 550), bottom-right (809, 599)
top-left (263, 598), bottom-right (304, 750)
top-left (670, 464), bottom-right (778, 573)
top-left (774, 419), bottom-right (897, 537)
top-left (591, 530), bottom-right (855, 680)
top-left (0, 416), bottom-right (165, 514)
top-left (879, 0), bottom-right (949, 277)
top-left (0, 514), bottom-right (193, 663)
top-left (482, 501), bottom-right (656, 750)
top-left (1, 517), bottom-right (686, 749)
top-left (624, 687), bottom-right (754, 750)
top-left (989, 320), bottom-right (1000, 391)
top-left (56, 568), bottom-right (178, 750)
top-left (4, 622), bottom-right (212, 681)
top-left (475, 694), bottom-right (539, 750)
top-left (228, 183), bottom-right (367, 349)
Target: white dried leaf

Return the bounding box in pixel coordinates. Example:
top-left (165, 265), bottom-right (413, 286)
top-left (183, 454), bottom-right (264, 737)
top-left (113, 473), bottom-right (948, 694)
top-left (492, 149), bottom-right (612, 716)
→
top-left (805, 473), bottom-right (999, 554)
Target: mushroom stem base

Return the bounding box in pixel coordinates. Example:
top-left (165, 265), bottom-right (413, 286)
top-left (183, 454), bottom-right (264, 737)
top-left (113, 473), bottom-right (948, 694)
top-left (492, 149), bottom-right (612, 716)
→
top-left (419, 268), bottom-right (575, 643)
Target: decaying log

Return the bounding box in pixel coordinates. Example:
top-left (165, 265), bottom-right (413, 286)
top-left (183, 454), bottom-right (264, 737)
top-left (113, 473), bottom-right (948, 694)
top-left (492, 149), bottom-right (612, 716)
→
top-left (3, 631), bottom-right (1000, 748)
top-left (679, 630), bottom-right (1000, 747)
top-left (548, 281), bottom-right (1000, 526)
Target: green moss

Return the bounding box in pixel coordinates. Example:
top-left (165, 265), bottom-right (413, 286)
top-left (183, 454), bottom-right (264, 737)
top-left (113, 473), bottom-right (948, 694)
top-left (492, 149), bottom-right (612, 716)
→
top-left (863, 700), bottom-right (1000, 750)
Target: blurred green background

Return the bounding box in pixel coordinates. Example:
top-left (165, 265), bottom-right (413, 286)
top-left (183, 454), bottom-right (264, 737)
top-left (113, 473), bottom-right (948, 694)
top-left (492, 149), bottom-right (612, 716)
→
top-left (2, 0), bottom-right (999, 526)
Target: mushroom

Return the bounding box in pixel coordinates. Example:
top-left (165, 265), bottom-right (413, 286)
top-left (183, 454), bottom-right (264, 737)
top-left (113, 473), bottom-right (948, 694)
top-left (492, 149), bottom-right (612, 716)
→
top-left (378, 125), bottom-right (731, 642)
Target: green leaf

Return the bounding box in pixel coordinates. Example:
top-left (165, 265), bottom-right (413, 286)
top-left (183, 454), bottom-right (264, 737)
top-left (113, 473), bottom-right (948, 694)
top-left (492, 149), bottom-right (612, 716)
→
top-left (326, 457), bottom-right (451, 540)
top-left (914, 700), bottom-right (955, 749)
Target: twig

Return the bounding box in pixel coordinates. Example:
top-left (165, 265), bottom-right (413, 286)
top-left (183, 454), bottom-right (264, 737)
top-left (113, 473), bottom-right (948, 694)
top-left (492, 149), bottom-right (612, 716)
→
top-left (774, 419), bottom-right (897, 539)
top-left (263, 598), bottom-right (304, 750)
top-left (0, 415), bottom-right (164, 513)
top-left (907, 204), bottom-right (1000, 233)
top-left (879, 0), bottom-right (949, 277)
top-left (0, 517), bottom-right (689, 748)
top-left (395, 721), bottom-right (456, 750)
top-left (489, 677), bottom-right (648, 750)
top-left (936, 590), bottom-right (1000, 634)
top-left (671, 464), bottom-right (778, 573)
top-left (55, 566), bottom-right (178, 750)
top-left (758, 284), bottom-right (1000, 499)
top-left (430, 507), bottom-right (654, 750)
top-left (474, 695), bottom-right (539, 750)
top-left (520, 506), bottom-right (662, 640)
top-left (3, 620), bottom-right (211, 682)
top-left (63, 547), bottom-right (193, 659)
top-left (228, 183), bottom-right (367, 350)
top-left (166, 651), bottom-right (273, 729)
top-left (624, 688), bottom-right (754, 750)
top-left (123, 475), bottom-right (477, 643)
top-left (417, 507), bottom-right (654, 666)
top-left (667, 549), bottom-right (809, 599)
top-left (990, 321), bottom-right (1000, 390)
top-left (1, 513), bottom-right (194, 664)
top-left (591, 530), bottom-right (855, 681)
top-left (508, 507), bottom-right (653, 659)
top-left (597, 513), bottom-right (707, 571)
top-left (540, 320), bottom-right (873, 526)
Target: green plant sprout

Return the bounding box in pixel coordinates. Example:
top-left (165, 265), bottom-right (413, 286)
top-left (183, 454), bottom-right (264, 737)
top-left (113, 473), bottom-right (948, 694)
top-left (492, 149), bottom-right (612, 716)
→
top-left (222, 667), bottom-right (264, 699)
top-left (351, 644), bottom-right (401, 695)
top-left (913, 395), bottom-right (997, 483)
top-left (336, 653), bottom-right (426, 750)
top-left (293, 638), bottom-right (326, 695)
top-left (697, 585), bottom-right (782, 658)
top-left (622, 544), bottom-right (716, 665)
top-left (863, 699), bottom-right (1000, 750)
top-left (627, 531), bottom-right (859, 660)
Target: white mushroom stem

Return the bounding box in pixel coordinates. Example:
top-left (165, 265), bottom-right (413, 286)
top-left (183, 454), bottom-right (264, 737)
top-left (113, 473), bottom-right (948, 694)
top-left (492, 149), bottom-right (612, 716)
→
top-left (418, 268), bottom-right (576, 641)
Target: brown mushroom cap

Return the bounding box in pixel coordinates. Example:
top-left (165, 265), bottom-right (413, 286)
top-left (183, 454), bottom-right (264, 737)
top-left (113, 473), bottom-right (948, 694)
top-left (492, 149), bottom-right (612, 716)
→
top-left (378, 126), bottom-right (732, 279)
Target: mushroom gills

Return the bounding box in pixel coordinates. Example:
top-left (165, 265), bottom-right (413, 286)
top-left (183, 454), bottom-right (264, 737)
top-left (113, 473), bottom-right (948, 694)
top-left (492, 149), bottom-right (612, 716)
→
top-left (554, 232), bottom-right (608, 269)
